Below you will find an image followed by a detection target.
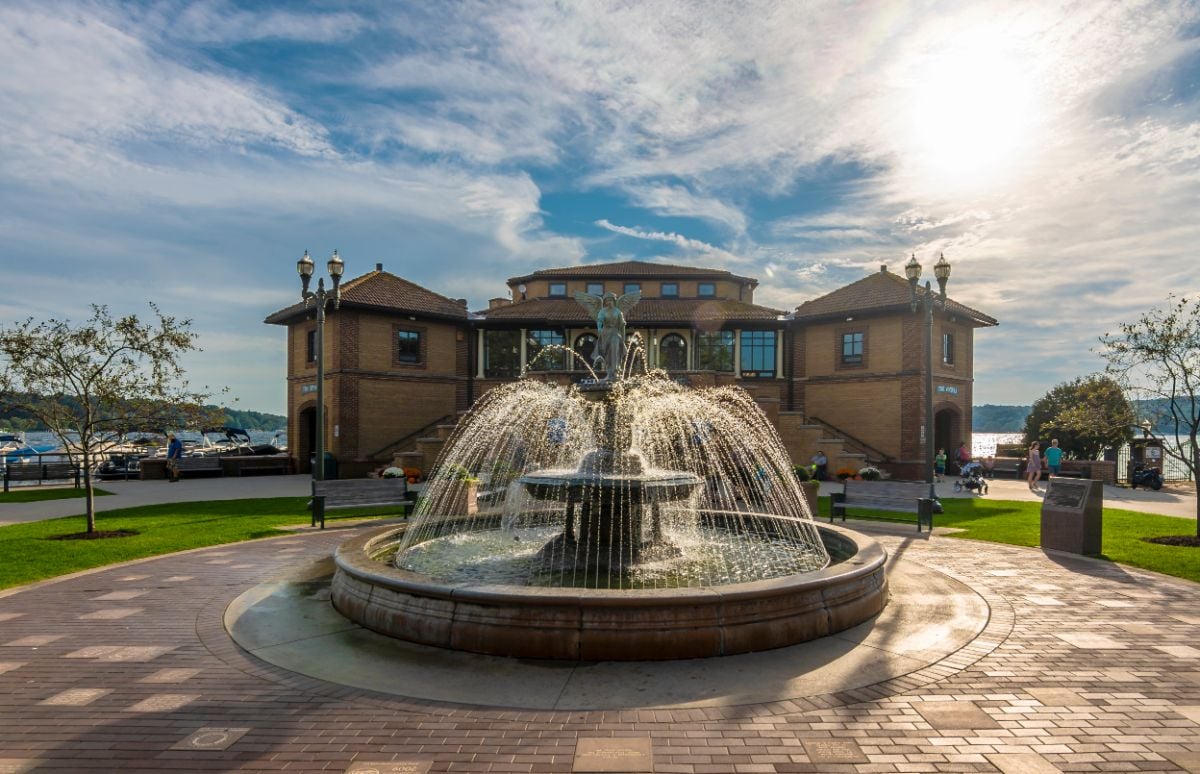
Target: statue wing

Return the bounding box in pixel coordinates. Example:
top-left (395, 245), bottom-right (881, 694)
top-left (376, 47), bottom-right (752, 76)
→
top-left (615, 290), bottom-right (642, 314)
top-left (573, 291), bottom-right (603, 320)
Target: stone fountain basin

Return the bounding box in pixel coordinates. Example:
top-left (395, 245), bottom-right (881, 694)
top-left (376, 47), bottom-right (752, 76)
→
top-left (519, 469), bottom-right (704, 503)
top-left (331, 521), bottom-right (887, 661)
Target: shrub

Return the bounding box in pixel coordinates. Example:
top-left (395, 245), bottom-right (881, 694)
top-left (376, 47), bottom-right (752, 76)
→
top-left (381, 467), bottom-right (406, 479)
top-left (792, 464), bottom-right (813, 482)
top-left (857, 466), bottom-right (884, 481)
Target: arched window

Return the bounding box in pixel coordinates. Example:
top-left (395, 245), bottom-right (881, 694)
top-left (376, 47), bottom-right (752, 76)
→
top-left (573, 333), bottom-right (597, 372)
top-left (659, 333), bottom-right (687, 371)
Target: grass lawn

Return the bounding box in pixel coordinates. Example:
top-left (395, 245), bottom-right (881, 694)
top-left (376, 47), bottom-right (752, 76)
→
top-left (816, 496), bottom-right (1200, 584)
top-left (0, 487), bottom-right (112, 504)
top-left (0, 497), bottom-right (405, 590)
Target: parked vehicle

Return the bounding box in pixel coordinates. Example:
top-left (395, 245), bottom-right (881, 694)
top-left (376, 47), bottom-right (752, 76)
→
top-left (1130, 463), bottom-right (1164, 491)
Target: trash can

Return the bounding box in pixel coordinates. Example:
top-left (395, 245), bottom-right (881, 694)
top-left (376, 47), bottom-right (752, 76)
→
top-left (309, 452), bottom-right (338, 479)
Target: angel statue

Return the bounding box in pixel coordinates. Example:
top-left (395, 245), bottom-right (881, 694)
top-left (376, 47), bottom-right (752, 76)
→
top-left (574, 289), bottom-right (641, 382)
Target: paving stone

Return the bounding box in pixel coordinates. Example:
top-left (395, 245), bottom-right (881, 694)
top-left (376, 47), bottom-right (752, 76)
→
top-left (1171, 615), bottom-right (1200, 625)
top-left (1156, 645), bottom-right (1200, 658)
top-left (2, 635), bottom-right (63, 647)
top-left (1024, 595), bottom-right (1065, 606)
top-left (78, 607), bottom-right (142, 620)
top-left (0, 760), bottom-right (36, 774)
top-left (98, 645), bottom-right (172, 662)
top-left (986, 752), bottom-right (1064, 773)
top-left (1027, 688), bottom-right (1093, 707)
top-left (0, 662), bottom-right (24, 675)
top-left (90, 589), bottom-right (149, 601)
top-left (170, 727), bottom-right (251, 751)
top-left (1052, 632), bottom-right (1127, 649)
top-left (800, 737), bottom-right (868, 763)
top-left (1172, 705), bottom-right (1200, 724)
top-left (118, 574), bottom-right (151, 581)
top-left (163, 575), bottom-right (193, 582)
top-left (1163, 750), bottom-right (1200, 773)
top-left (343, 763), bottom-right (433, 774)
top-left (573, 737), bottom-right (654, 772)
top-left (1094, 599), bottom-right (1136, 608)
top-left (0, 613), bottom-right (24, 622)
top-left (1180, 671), bottom-right (1200, 685)
top-left (140, 668), bottom-right (201, 683)
top-left (64, 645), bottom-right (122, 658)
top-left (39, 688), bottom-right (111, 706)
top-left (125, 693), bottom-right (199, 712)
top-left (913, 701), bottom-right (1001, 729)
top-left (1113, 623), bottom-right (1158, 635)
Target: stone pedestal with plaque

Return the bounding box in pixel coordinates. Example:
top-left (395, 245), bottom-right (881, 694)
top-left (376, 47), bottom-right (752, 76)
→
top-left (1040, 478), bottom-right (1103, 555)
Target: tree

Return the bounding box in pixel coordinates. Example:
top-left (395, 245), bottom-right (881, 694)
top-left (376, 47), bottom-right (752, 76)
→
top-left (0, 305), bottom-right (220, 535)
top-left (1022, 375), bottom-right (1135, 460)
top-left (1099, 294), bottom-right (1200, 539)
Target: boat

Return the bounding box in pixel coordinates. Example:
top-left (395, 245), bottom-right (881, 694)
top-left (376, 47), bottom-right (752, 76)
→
top-left (1, 432), bottom-right (61, 466)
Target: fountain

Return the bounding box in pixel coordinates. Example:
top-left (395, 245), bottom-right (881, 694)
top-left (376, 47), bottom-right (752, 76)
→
top-left (332, 293), bottom-right (888, 660)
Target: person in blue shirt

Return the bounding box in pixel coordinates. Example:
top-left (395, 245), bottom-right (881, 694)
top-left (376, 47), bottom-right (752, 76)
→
top-left (166, 433), bottom-right (183, 482)
top-left (1044, 438), bottom-right (1063, 476)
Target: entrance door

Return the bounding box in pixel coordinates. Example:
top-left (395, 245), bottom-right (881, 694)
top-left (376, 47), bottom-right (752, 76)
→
top-left (298, 407), bottom-right (316, 474)
top-left (934, 409), bottom-right (960, 467)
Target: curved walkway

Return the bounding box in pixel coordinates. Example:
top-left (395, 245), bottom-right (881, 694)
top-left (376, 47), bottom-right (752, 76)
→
top-left (1, 520), bottom-right (1198, 772)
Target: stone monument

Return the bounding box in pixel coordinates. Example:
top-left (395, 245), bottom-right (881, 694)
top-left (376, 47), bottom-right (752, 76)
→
top-left (1040, 477), bottom-right (1103, 555)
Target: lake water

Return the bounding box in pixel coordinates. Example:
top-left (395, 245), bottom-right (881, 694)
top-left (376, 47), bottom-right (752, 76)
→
top-left (972, 432), bottom-right (1025, 458)
top-left (13, 429), bottom-right (286, 451)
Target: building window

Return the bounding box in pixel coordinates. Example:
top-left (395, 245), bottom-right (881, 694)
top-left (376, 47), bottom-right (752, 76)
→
top-left (527, 329), bottom-right (566, 370)
top-left (698, 282), bottom-right (715, 297)
top-left (624, 283), bottom-right (641, 295)
top-left (396, 329), bottom-right (421, 364)
top-left (659, 334), bottom-right (687, 370)
top-left (305, 329), bottom-right (316, 364)
top-left (574, 333), bottom-right (597, 371)
top-left (695, 331), bottom-right (734, 371)
top-left (586, 282), bottom-right (604, 296)
top-left (942, 332), bottom-right (955, 365)
top-left (739, 330), bottom-right (776, 378)
top-left (484, 330), bottom-right (521, 378)
top-left (548, 282), bottom-right (567, 297)
top-left (841, 332), bottom-right (864, 365)
top-left (661, 282), bottom-right (678, 298)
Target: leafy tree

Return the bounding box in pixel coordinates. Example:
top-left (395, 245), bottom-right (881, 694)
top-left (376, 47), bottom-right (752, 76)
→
top-left (1099, 294), bottom-right (1200, 537)
top-left (0, 305), bottom-right (221, 534)
top-left (1022, 375), bottom-right (1135, 460)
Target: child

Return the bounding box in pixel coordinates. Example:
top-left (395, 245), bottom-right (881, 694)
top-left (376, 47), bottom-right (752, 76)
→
top-left (934, 447), bottom-right (947, 482)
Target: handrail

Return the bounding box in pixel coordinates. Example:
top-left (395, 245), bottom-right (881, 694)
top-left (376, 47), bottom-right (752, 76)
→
top-left (367, 414), bottom-right (456, 461)
top-left (807, 415), bottom-right (894, 463)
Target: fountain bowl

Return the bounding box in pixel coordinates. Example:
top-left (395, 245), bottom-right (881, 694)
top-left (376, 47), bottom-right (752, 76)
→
top-left (331, 519), bottom-right (888, 661)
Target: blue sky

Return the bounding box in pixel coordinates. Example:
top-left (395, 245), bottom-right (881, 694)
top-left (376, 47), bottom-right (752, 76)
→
top-left (2, 1), bottom-right (1199, 415)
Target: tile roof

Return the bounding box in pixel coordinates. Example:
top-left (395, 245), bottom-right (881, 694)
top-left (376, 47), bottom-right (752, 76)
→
top-left (508, 259), bottom-right (757, 285)
top-left (478, 297), bottom-right (785, 325)
top-left (792, 268), bottom-right (998, 326)
top-left (264, 270), bottom-right (468, 324)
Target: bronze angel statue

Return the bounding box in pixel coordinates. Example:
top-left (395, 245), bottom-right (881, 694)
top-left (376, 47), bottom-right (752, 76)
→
top-left (574, 289), bottom-right (641, 382)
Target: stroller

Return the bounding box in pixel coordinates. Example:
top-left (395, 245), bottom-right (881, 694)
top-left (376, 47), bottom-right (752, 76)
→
top-left (954, 460), bottom-right (988, 494)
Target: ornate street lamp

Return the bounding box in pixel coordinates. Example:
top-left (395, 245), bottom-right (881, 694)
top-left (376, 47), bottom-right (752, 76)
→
top-left (907, 252), bottom-right (952, 504)
top-left (297, 249), bottom-right (344, 528)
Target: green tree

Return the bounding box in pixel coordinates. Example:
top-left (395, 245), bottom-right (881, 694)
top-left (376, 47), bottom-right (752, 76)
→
top-left (1022, 375), bottom-right (1135, 460)
top-left (1099, 294), bottom-right (1200, 537)
top-left (0, 305), bottom-right (220, 534)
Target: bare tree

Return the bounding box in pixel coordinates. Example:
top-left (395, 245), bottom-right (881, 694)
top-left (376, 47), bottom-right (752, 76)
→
top-left (0, 304), bottom-right (220, 535)
top-left (1099, 294), bottom-right (1200, 539)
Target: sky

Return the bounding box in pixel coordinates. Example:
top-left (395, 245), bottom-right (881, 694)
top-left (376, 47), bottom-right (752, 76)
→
top-left (2, 0), bottom-right (1199, 416)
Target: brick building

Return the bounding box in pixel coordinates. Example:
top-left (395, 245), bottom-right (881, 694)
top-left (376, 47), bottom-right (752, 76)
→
top-left (265, 260), bottom-right (996, 479)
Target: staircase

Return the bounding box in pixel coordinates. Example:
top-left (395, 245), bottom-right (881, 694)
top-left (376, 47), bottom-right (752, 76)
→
top-left (776, 411), bottom-right (867, 475)
top-left (387, 414), bottom-right (464, 478)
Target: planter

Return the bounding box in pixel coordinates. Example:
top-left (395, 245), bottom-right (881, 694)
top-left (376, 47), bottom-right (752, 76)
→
top-left (799, 480), bottom-right (819, 515)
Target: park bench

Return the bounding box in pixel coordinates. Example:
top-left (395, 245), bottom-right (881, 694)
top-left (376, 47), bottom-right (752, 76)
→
top-left (171, 456), bottom-right (223, 478)
top-left (2, 462), bottom-right (81, 492)
top-left (311, 478), bottom-right (412, 528)
top-left (829, 480), bottom-right (936, 532)
top-left (222, 455), bottom-right (292, 476)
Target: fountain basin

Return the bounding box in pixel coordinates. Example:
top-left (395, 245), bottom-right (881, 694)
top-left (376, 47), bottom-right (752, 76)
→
top-left (332, 521), bottom-right (887, 661)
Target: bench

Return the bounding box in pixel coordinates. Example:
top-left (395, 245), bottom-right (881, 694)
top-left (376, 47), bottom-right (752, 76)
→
top-left (311, 478), bottom-right (412, 528)
top-left (2, 462), bottom-right (81, 492)
top-left (829, 480), bottom-right (937, 532)
top-left (171, 456), bottom-right (223, 478)
top-left (221, 455), bottom-right (292, 477)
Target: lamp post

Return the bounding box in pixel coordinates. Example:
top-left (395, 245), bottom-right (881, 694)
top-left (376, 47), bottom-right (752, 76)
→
top-left (906, 253), bottom-right (952, 504)
top-left (297, 249), bottom-right (345, 528)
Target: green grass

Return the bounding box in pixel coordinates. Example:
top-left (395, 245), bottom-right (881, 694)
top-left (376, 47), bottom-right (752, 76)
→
top-left (817, 496), bottom-right (1200, 584)
top-left (0, 487), bottom-right (112, 504)
top-left (0, 497), bottom-right (406, 590)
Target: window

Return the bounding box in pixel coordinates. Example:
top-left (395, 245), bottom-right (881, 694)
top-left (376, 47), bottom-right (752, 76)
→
top-left (305, 329), bottom-right (316, 364)
top-left (661, 282), bottom-right (678, 298)
top-left (548, 282), bottom-right (567, 297)
top-left (624, 283), bottom-right (641, 295)
top-left (841, 332), bottom-right (864, 365)
top-left (739, 330), bottom-right (776, 378)
top-left (573, 333), bottom-right (597, 372)
top-left (586, 282), bottom-right (604, 296)
top-left (484, 330), bottom-right (522, 378)
top-left (527, 329), bottom-right (566, 370)
top-left (698, 282), bottom-right (715, 297)
top-left (396, 329), bottom-right (421, 364)
top-left (659, 334), bottom-right (687, 370)
top-left (695, 331), bottom-right (734, 371)
top-left (942, 332), bottom-right (955, 365)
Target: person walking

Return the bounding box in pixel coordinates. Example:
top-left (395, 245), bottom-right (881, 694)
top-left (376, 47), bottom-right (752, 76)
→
top-left (166, 433), bottom-right (183, 483)
top-left (956, 442), bottom-right (971, 474)
top-left (1025, 441), bottom-right (1042, 491)
top-left (1045, 438), bottom-right (1063, 476)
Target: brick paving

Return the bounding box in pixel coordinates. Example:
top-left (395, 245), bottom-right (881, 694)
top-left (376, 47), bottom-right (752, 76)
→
top-left (0, 526), bottom-right (1197, 772)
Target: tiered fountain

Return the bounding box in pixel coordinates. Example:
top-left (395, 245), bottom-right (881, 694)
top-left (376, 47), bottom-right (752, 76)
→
top-left (332, 292), bottom-right (887, 660)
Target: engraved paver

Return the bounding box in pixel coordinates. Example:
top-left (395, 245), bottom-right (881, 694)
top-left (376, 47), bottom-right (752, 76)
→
top-left (1172, 614), bottom-right (1200, 625)
top-left (913, 700), bottom-right (1001, 729)
top-left (1052, 631), bottom-right (1127, 648)
top-left (574, 737), bottom-right (654, 773)
top-left (1024, 595), bottom-right (1064, 605)
top-left (170, 727), bottom-right (251, 751)
top-left (3, 635), bottom-right (63, 647)
top-left (1156, 644), bottom-right (1200, 658)
top-left (1164, 750), bottom-right (1200, 773)
top-left (64, 645), bottom-right (122, 659)
top-left (0, 662), bottom-right (24, 675)
top-left (0, 613), bottom-right (24, 622)
top-left (801, 737), bottom-right (868, 763)
top-left (1181, 671), bottom-right (1200, 685)
top-left (206, 559), bottom-right (233, 565)
top-left (118, 574), bottom-right (151, 581)
top-left (1027, 687), bottom-right (1092, 706)
top-left (78, 607), bottom-right (142, 620)
top-left (39, 688), bottom-right (110, 706)
top-left (1095, 598), bottom-right (1135, 607)
top-left (1173, 705), bottom-right (1200, 724)
top-left (125, 693), bottom-right (199, 713)
top-left (986, 752), bottom-right (1063, 773)
top-left (163, 575), bottom-right (193, 582)
top-left (1114, 622), bottom-right (1158, 635)
top-left (344, 762), bottom-right (433, 774)
top-left (0, 759), bottom-right (36, 774)
top-left (140, 668), bottom-right (201, 683)
top-left (98, 646), bottom-right (172, 662)
top-left (91, 590), bottom-right (148, 601)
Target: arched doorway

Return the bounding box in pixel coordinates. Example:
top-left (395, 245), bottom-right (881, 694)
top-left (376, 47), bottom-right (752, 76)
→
top-left (298, 406), bottom-right (316, 474)
top-left (659, 333), bottom-right (687, 371)
top-left (934, 406), bottom-right (964, 469)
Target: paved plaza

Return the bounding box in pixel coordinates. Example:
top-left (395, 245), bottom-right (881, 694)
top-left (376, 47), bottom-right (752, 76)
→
top-left (0, 497), bottom-right (1198, 773)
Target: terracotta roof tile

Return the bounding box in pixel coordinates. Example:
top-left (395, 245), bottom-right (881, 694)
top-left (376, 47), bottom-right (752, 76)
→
top-left (793, 269), bottom-right (998, 326)
top-left (265, 270), bottom-right (468, 324)
top-left (478, 297), bottom-right (785, 324)
top-left (509, 259), bottom-right (757, 285)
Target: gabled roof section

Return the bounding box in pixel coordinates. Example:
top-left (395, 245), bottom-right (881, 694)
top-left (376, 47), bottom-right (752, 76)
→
top-left (508, 259), bottom-right (757, 287)
top-left (264, 269), bottom-right (468, 325)
top-left (477, 297), bottom-right (785, 325)
top-left (792, 267), bottom-right (998, 327)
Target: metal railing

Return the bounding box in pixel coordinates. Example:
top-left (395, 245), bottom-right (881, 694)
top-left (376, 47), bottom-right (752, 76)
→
top-left (807, 415), bottom-right (895, 463)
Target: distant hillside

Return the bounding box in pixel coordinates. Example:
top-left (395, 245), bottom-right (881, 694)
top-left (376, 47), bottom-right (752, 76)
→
top-left (0, 402), bottom-right (285, 432)
top-left (973, 404), bottom-right (1030, 433)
